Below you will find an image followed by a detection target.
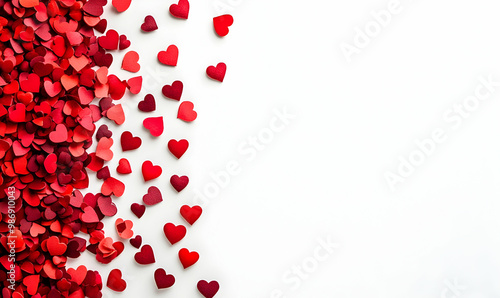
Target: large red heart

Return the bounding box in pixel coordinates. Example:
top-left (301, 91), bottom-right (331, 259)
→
top-left (143, 116), bottom-right (164, 137)
top-left (162, 80), bottom-right (183, 101)
top-left (142, 161), bottom-right (162, 181)
top-left (177, 101), bottom-right (197, 122)
top-left (135, 244), bottom-right (155, 265)
top-left (206, 62), bottom-right (227, 82)
top-left (170, 175), bottom-right (189, 192)
top-left (178, 248), bottom-right (199, 269)
top-left (122, 51), bottom-right (140, 73)
top-left (169, 0), bottom-right (189, 19)
top-left (197, 280), bottom-right (220, 298)
top-left (163, 223), bottom-right (186, 245)
top-left (213, 14), bottom-right (233, 37)
top-left (180, 205), bottom-right (202, 225)
top-left (158, 45), bottom-right (179, 66)
top-left (107, 269), bottom-right (126, 292)
top-left (142, 186), bottom-right (163, 206)
top-left (120, 131), bottom-right (142, 151)
top-left (154, 268), bottom-right (176, 289)
top-left (168, 139), bottom-right (189, 159)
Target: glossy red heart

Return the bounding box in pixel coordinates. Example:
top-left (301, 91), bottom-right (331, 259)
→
top-left (197, 280), bottom-right (220, 298)
top-left (141, 15), bottom-right (158, 32)
top-left (138, 94), bottom-right (156, 112)
top-left (162, 80), bottom-right (183, 100)
top-left (143, 116), bottom-right (164, 137)
top-left (213, 14), bottom-right (233, 37)
top-left (163, 223), bottom-right (187, 245)
top-left (142, 186), bottom-right (163, 206)
top-left (170, 175), bottom-right (189, 192)
top-left (120, 131), bottom-right (142, 151)
top-left (135, 244), bottom-right (155, 265)
top-left (131, 203), bottom-right (146, 218)
top-left (180, 205), bottom-right (202, 225)
top-left (154, 268), bottom-right (176, 289)
top-left (168, 139), bottom-right (189, 159)
top-left (169, 0), bottom-right (189, 19)
top-left (178, 248), bottom-right (199, 269)
top-left (158, 45), bottom-right (179, 66)
top-left (206, 62), bottom-right (227, 82)
top-left (107, 269), bottom-right (126, 292)
top-left (142, 161), bottom-right (162, 181)
top-left (177, 101), bottom-right (197, 122)
top-left (122, 51), bottom-right (140, 73)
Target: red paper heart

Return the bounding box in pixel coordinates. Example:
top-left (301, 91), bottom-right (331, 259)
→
top-left (23, 275), bottom-right (40, 296)
top-left (127, 76), bottom-right (142, 94)
top-left (163, 223), bottom-right (186, 245)
top-left (49, 124), bottom-right (68, 143)
top-left (122, 51), bottom-right (140, 73)
top-left (213, 14), bottom-right (233, 37)
top-left (130, 235), bottom-right (142, 248)
top-left (131, 203), bottom-right (146, 218)
top-left (143, 116), bottom-right (164, 137)
top-left (98, 195), bottom-right (118, 216)
top-left (119, 34), bottom-right (131, 50)
top-left (120, 131), bottom-right (142, 151)
top-left (117, 158), bottom-right (132, 174)
top-left (43, 153), bottom-right (57, 173)
top-left (206, 62), bottom-right (227, 82)
top-left (142, 186), bottom-right (163, 206)
top-left (107, 269), bottom-right (126, 292)
top-left (178, 248), bottom-right (199, 269)
top-left (158, 45), bottom-right (179, 66)
top-left (169, 0), bottom-right (189, 19)
top-left (162, 80), bottom-right (183, 100)
top-left (138, 94), bottom-right (156, 112)
top-left (115, 218), bottom-right (134, 239)
top-left (47, 236), bottom-right (67, 255)
top-left (81, 206), bottom-right (99, 223)
top-left (168, 139), bottom-right (189, 159)
top-left (154, 269), bottom-right (176, 289)
top-left (135, 244), bottom-right (155, 265)
top-left (177, 101), bottom-right (197, 122)
top-left (170, 175), bottom-right (189, 192)
top-left (101, 177), bottom-right (126, 197)
top-left (197, 280), bottom-right (220, 298)
top-left (96, 125), bottom-right (112, 140)
top-left (112, 0), bottom-right (132, 12)
top-left (67, 265), bottom-right (87, 285)
top-left (141, 15), bottom-right (158, 32)
top-left (107, 104), bottom-right (125, 125)
top-left (96, 137), bottom-right (113, 161)
top-left (99, 29), bottom-right (119, 50)
top-left (142, 161), bottom-right (162, 181)
top-left (180, 205), bottom-right (202, 225)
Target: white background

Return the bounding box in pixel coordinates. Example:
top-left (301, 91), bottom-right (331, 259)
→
top-left (69, 0), bottom-right (500, 297)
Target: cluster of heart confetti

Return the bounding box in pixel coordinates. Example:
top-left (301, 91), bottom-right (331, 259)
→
top-left (0, 0), bottom-right (232, 297)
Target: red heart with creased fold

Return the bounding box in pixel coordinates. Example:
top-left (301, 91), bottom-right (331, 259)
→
top-left (168, 139), bottom-right (189, 159)
top-left (169, 0), bottom-right (189, 19)
top-left (120, 131), bottom-right (142, 151)
top-left (49, 124), bottom-right (68, 143)
top-left (138, 94), bottom-right (156, 112)
top-left (142, 186), bottom-right (163, 206)
top-left (177, 101), bottom-right (197, 122)
top-left (158, 45), bottom-right (179, 66)
top-left (112, 0), bottom-right (131, 12)
top-left (142, 161), bottom-right (162, 181)
top-left (135, 244), bottom-right (155, 265)
top-left (143, 116), bottom-right (164, 137)
top-left (154, 268), bottom-right (175, 289)
top-left (213, 14), bottom-right (233, 37)
top-left (130, 235), bottom-right (142, 248)
top-left (180, 205), bottom-right (202, 225)
top-left (96, 137), bottom-right (113, 161)
top-left (141, 15), bottom-right (158, 32)
top-left (206, 62), bottom-right (227, 82)
top-left (115, 218), bottom-right (134, 239)
top-left (163, 223), bottom-right (187, 245)
top-left (122, 51), bottom-right (140, 73)
top-left (117, 158), bottom-right (132, 174)
top-left (197, 280), bottom-right (220, 298)
top-left (131, 203), bottom-right (146, 218)
top-left (162, 80), bottom-right (183, 100)
top-left (178, 248), bottom-right (199, 269)
top-left (107, 269), bottom-right (126, 292)
top-left (170, 175), bottom-right (189, 192)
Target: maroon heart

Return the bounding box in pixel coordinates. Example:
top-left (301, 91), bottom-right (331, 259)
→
top-left (130, 235), bottom-right (142, 249)
top-left (131, 203), bottom-right (146, 218)
top-left (96, 125), bottom-right (112, 140)
top-left (162, 80), bottom-right (183, 101)
top-left (143, 186), bottom-right (163, 206)
top-left (197, 280), bottom-right (220, 298)
top-left (141, 15), bottom-right (158, 32)
top-left (138, 94), bottom-right (156, 112)
top-left (134, 244), bottom-right (155, 265)
top-left (154, 268), bottom-right (175, 289)
top-left (170, 175), bottom-right (189, 192)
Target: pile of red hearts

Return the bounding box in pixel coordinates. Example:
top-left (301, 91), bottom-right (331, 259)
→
top-left (0, 0), bottom-right (231, 297)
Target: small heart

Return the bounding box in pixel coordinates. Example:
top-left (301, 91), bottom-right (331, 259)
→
top-left (206, 62), bottom-right (227, 82)
top-left (154, 268), bottom-right (176, 289)
top-left (180, 205), bottom-right (202, 225)
top-left (96, 166), bottom-right (111, 180)
top-left (163, 223), bottom-right (187, 245)
top-left (197, 280), bottom-right (220, 298)
top-left (169, 0), bottom-right (189, 19)
top-left (141, 15), bottom-right (158, 32)
top-left (158, 45), bottom-right (179, 66)
top-left (112, 0), bottom-right (132, 12)
top-left (119, 34), bottom-right (131, 50)
top-left (177, 101), bottom-right (197, 122)
top-left (131, 203), bottom-right (146, 218)
top-left (213, 14), bottom-right (233, 37)
top-left (130, 235), bottom-right (142, 248)
top-left (168, 139), bottom-right (189, 159)
top-left (142, 186), bottom-right (163, 206)
top-left (120, 131), bottom-right (142, 151)
top-left (178, 248), bottom-right (199, 269)
top-left (115, 218), bottom-right (134, 239)
top-left (142, 161), bottom-right (162, 181)
top-left (170, 175), bottom-right (189, 192)
top-left (135, 244), bottom-right (155, 265)
top-left (143, 116), bottom-right (164, 137)
top-left (162, 80), bottom-right (183, 100)
top-left (96, 125), bottom-right (112, 140)
top-left (107, 269), bottom-right (126, 292)
top-left (49, 124), bottom-right (68, 143)
top-left (122, 51), bottom-right (140, 73)
top-left (117, 158), bottom-right (132, 174)
top-left (138, 94), bottom-right (156, 112)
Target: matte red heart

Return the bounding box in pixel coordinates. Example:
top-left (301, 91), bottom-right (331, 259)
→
top-left (97, 166), bottom-right (111, 180)
top-left (141, 15), bottom-right (158, 32)
top-left (107, 269), bottom-right (126, 292)
top-left (163, 223), bottom-right (186, 245)
top-left (120, 131), bottom-right (142, 151)
top-left (23, 275), bottom-right (40, 296)
top-left (96, 125), bottom-right (112, 140)
top-left (122, 51), bottom-right (140, 73)
top-left (206, 62), bottom-right (227, 82)
top-left (95, 137), bottom-right (113, 161)
top-left (135, 244), bottom-right (155, 265)
top-left (197, 280), bottom-right (220, 298)
top-left (49, 124), bottom-right (68, 143)
top-left (169, 0), bottom-right (189, 19)
top-left (101, 177), bottom-right (126, 197)
top-left (67, 265), bottom-right (87, 285)
top-left (138, 94), bottom-right (156, 112)
top-left (154, 269), bottom-right (176, 289)
top-left (170, 175), bottom-right (189, 192)
top-left (131, 203), bottom-right (146, 218)
top-left (130, 235), bottom-right (142, 248)
top-left (98, 195), bottom-right (117, 216)
top-left (143, 116), bottom-right (164, 137)
top-left (158, 45), bottom-right (179, 66)
top-left (117, 158), bottom-right (132, 174)
top-left (162, 80), bottom-right (183, 100)
top-left (115, 218), bottom-right (134, 239)
top-left (43, 153), bottom-right (57, 174)
top-left (142, 186), bottom-right (163, 206)
top-left (112, 0), bottom-right (131, 12)
top-left (99, 29), bottom-right (119, 50)
top-left (168, 139), bottom-right (189, 159)
top-left (213, 14), bottom-right (233, 37)
top-left (178, 248), bottom-right (199, 269)
top-left (107, 104), bottom-right (125, 125)
top-left (180, 205), bottom-right (202, 225)
top-left (177, 101), bottom-right (197, 122)
top-left (142, 161), bottom-right (162, 181)
top-left (127, 76), bottom-right (142, 94)
top-left (119, 34), bottom-right (131, 50)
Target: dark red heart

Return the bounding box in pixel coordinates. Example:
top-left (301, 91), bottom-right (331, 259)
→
top-left (131, 203), bottom-right (146, 218)
top-left (170, 175), bottom-right (189, 192)
top-left (180, 205), bottom-right (202, 225)
top-left (154, 268), bottom-right (175, 289)
top-left (163, 223), bottom-right (186, 245)
top-left (197, 280), bottom-right (220, 298)
top-left (135, 244), bottom-right (155, 265)
top-left (206, 63), bottom-right (227, 82)
top-left (138, 94), bottom-right (156, 112)
top-left (141, 15), bottom-right (158, 32)
top-left (120, 131), bottom-right (142, 151)
top-left (162, 80), bottom-right (183, 101)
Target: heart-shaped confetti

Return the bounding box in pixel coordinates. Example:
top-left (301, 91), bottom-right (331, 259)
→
top-left (141, 15), bottom-right (158, 32)
top-left (122, 51), bottom-right (141, 72)
top-left (107, 269), bottom-right (127, 292)
top-left (178, 248), bottom-right (199, 269)
top-left (168, 139), bottom-right (189, 159)
top-left (213, 14), bottom-right (234, 37)
top-left (117, 158), bottom-right (132, 174)
top-left (135, 244), bottom-right (156, 265)
top-left (142, 186), bottom-right (163, 206)
top-left (180, 205), bottom-right (202, 225)
top-left (158, 45), bottom-right (179, 66)
top-left (142, 161), bottom-right (162, 181)
top-left (197, 280), bottom-right (220, 298)
top-left (170, 175), bottom-right (189, 192)
top-left (112, 0), bottom-right (132, 12)
top-left (115, 218), bottom-right (134, 239)
top-left (162, 80), bottom-right (183, 100)
top-left (143, 116), bottom-right (164, 137)
top-left (163, 223), bottom-right (187, 245)
top-left (169, 0), bottom-right (190, 19)
top-left (206, 62), bottom-right (227, 82)
top-left (130, 235), bottom-right (143, 249)
top-left (154, 269), bottom-right (176, 289)
top-left (121, 131), bottom-right (142, 151)
top-left (138, 94), bottom-right (156, 112)
top-left (177, 101), bottom-right (197, 122)
top-left (131, 203), bottom-right (146, 218)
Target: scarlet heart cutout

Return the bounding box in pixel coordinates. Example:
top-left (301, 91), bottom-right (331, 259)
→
top-left (141, 15), bottom-right (158, 32)
top-left (130, 235), bottom-right (142, 248)
top-left (117, 158), bottom-right (132, 174)
top-left (206, 62), bottom-right (227, 82)
top-left (135, 244), bottom-right (155, 265)
top-left (170, 175), bottom-right (189, 192)
top-left (99, 29), bottom-right (119, 50)
top-left (112, 0), bottom-right (132, 12)
top-left (107, 269), bottom-right (126, 292)
top-left (120, 131), bottom-right (142, 151)
top-left (49, 124), bottom-right (68, 143)
top-left (169, 0), bottom-right (189, 19)
top-left (67, 265), bottom-right (87, 285)
top-left (180, 205), bottom-right (202, 225)
top-left (162, 80), bottom-right (183, 100)
top-left (127, 76), bottom-right (142, 94)
top-left (107, 104), bottom-right (125, 125)
top-left (47, 236), bottom-right (67, 255)
top-left (44, 153), bottom-right (57, 174)
top-left (158, 45), bottom-right (179, 66)
top-left (122, 51), bottom-right (140, 73)
top-left (131, 203), bottom-right (146, 218)
top-left (142, 161), bottom-right (162, 181)
top-left (155, 269), bottom-right (176, 289)
top-left (101, 177), bottom-right (125, 197)
top-left (96, 137), bottom-right (113, 161)
top-left (178, 248), bottom-right (199, 269)
top-left (213, 14), bottom-right (234, 37)
top-left (138, 94), bottom-right (156, 112)
top-left (168, 139), bottom-right (189, 159)
top-left (197, 280), bottom-right (220, 298)
top-left (143, 116), bottom-right (164, 137)
top-left (142, 186), bottom-right (163, 206)
top-left (177, 101), bottom-right (197, 122)
top-left (23, 275), bottom-right (40, 295)
top-left (163, 223), bottom-right (186, 245)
